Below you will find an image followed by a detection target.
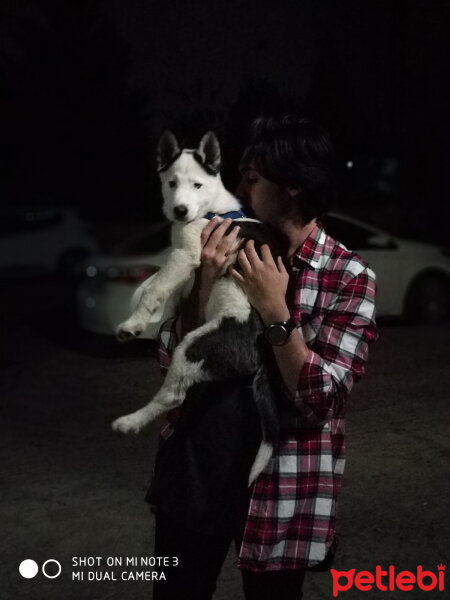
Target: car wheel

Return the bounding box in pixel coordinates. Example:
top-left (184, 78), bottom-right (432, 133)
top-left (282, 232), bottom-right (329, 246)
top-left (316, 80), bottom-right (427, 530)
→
top-left (404, 273), bottom-right (450, 323)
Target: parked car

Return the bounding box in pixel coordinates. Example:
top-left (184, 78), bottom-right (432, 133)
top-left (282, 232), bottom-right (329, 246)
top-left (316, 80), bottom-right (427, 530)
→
top-left (0, 208), bottom-right (98, 276)
top-left (76, 214), bottom-right (450, 337)
top-left (322, 213), bottom-right (450, 322)
top-left (76, 221), bottom-right (172, 337)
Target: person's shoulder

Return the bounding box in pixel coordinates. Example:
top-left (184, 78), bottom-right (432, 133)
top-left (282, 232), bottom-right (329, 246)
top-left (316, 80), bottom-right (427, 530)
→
top-left (319, 229), bottom-right (376, 285)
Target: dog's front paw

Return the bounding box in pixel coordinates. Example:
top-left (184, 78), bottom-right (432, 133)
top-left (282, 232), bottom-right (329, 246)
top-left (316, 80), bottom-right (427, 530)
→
top-left (112, 412), bottom-right (146, 434)
top-left (116, 318), bottom-right (147, 342)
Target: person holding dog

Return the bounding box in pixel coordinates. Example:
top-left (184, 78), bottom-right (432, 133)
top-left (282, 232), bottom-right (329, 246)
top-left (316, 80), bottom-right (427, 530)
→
top-left (151, 115), bottom-right (377, 600)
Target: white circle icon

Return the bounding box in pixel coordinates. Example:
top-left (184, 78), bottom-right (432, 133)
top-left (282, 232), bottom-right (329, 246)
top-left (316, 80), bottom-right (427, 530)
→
top-left (19, 559), bottom-right (39, 579)
top-left (42, 559), bottom-right (62, 579)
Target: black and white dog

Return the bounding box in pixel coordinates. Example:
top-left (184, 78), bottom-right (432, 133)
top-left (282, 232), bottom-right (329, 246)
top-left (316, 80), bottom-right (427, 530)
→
top-left (112, 131), bottom-right (286, 483)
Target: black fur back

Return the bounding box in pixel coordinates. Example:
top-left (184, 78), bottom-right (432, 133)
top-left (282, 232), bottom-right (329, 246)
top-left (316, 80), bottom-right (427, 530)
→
top-left (185, 314), bottom-right (280, 443)
top-left (225, 220), bottom-right (289, 267)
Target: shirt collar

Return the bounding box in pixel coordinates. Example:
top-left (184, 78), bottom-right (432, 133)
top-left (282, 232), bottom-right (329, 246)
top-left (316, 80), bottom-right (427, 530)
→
top-left (292, 222), bottom-right (326, 270)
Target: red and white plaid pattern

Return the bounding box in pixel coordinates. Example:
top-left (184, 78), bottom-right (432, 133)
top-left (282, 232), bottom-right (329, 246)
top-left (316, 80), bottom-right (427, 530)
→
top-left (157, 223), bottom-right (377, 571)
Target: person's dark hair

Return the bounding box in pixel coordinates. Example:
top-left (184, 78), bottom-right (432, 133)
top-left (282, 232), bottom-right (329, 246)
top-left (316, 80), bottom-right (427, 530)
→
top-left (240, 115), bottom-right (336, 222)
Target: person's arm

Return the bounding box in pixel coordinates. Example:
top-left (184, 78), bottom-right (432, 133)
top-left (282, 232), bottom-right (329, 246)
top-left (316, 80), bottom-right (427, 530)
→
top-left (230, 241), bottom-right (378, 428)
top-left (273, 270), bottom-right (377, 427)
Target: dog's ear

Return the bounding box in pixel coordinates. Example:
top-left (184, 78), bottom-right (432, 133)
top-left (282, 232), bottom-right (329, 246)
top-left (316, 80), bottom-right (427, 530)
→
top-left (195, 131), bottom-right (221, 175)
top-left (157, 130), bottom-right (181, 171)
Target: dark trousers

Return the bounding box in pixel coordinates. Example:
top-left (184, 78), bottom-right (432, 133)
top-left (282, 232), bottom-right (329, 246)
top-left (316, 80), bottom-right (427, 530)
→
top-left (153, 510), bottom-right (305, 600)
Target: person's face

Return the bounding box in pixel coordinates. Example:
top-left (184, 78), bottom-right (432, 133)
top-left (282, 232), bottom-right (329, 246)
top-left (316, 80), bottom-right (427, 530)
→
top-left (235, 164), bottom-right (297, 224)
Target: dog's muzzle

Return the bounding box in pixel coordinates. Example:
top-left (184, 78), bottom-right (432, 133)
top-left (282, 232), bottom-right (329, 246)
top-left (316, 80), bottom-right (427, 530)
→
top-left (173, 205), bottom-right (188, 220)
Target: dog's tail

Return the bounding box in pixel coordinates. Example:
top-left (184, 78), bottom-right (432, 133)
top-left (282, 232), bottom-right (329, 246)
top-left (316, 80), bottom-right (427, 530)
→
top-left (248, 440), bottom-right (273, 485)
top-left (252, 365), bottom-right (280, 442)
top-left (248, 365), bottom-right (280, 484)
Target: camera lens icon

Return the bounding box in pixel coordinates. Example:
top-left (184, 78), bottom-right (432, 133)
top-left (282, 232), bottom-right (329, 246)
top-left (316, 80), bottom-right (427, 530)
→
top-left (42, 559), bottom-right (62, 578)
top-left (19, 559), bottom-right (62, 579)
top-left (19, 559), bottom-right (39, 579)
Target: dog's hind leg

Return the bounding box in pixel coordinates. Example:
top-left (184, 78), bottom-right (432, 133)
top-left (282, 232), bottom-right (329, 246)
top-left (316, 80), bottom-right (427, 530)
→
top-left (112, 318), bottom-right (222, 434)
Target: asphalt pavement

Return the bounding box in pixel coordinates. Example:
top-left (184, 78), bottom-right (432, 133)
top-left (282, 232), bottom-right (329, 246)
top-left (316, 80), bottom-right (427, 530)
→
top-left (0, 278), bottom-right (449, 599)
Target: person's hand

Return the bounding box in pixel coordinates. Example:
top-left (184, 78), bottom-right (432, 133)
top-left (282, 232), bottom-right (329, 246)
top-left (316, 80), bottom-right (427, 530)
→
top-left (230, 240), bottom-right (290, 323)
top-left (200, 217), bottom-right (241, 282)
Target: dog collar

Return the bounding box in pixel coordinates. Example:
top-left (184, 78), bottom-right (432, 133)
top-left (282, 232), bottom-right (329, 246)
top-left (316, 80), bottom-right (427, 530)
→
top-left (204, 209), bottom-right (247, 220)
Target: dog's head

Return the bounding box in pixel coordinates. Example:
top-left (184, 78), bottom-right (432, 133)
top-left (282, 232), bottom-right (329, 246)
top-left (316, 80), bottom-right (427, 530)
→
top-left (156, 131), bottom-right (222, 223)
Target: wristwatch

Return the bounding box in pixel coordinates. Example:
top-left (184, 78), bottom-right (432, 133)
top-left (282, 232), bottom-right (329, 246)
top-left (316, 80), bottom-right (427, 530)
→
top-left (264, 317), bottom-right (296, 346)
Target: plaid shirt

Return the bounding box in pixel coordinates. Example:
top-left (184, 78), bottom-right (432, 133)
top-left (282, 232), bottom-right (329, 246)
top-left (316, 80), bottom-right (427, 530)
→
top-left (156, 223), bottom-right (377, 571)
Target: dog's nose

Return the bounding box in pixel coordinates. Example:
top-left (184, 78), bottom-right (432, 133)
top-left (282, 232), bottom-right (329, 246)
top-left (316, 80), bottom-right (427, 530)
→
top-left (173, 205), bottom-right (188, 219)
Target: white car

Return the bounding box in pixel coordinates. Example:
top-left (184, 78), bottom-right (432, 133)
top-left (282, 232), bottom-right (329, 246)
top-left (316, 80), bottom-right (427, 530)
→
top-left (0, 208), bottom-right (98, 275)
top-left (76, 214), bottom-right (450, 337)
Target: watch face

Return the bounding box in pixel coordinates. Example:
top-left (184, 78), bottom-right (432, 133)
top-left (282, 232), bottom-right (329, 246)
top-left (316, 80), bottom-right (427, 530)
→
top-left (266, 324), bottom-right (288, 345)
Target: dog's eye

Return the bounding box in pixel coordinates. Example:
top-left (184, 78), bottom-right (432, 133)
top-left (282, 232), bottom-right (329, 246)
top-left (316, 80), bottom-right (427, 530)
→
top-left (168, 181), bottom-right (177, 189)
top-left (193, 183), bottom-right (203, 189)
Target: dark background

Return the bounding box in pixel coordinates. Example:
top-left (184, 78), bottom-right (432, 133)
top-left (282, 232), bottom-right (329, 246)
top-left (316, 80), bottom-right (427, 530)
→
top-left (1, 0), bottom-right (449, 242)
top-left (1, 2), bottom-right (449, 599)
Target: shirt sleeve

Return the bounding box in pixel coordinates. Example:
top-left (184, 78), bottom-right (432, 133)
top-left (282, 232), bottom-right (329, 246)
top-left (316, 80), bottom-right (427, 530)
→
top-left (155, 316), bottom-right (181, 438)
top-left (291, 267), bottom-right (378, 427)
top-left (156, 316), bottom-right (179, 372)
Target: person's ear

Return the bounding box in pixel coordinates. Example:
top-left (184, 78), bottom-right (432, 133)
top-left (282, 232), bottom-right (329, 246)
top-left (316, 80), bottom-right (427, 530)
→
top-left (287, 186), bottom-right (301, 197)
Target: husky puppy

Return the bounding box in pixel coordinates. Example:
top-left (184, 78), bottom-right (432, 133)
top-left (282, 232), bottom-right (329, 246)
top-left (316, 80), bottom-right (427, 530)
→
top-left (112, 131), bottom-right (285, 483)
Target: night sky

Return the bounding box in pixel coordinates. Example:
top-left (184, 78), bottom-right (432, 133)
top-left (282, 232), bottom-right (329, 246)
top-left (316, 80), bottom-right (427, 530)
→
top-left (1, 0), bottom-right (449, 240)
